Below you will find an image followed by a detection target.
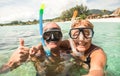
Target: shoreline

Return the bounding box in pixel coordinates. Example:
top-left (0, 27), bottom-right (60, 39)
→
top-left (88, 17), bottom-right (120, 22)
top-left (60, 18), bottom-right (120, 23)
top-left (1, 18), bottom-right (120, 26)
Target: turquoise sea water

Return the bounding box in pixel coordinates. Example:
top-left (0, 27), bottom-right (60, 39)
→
top-left (0, 21), bottom-right (120, 76)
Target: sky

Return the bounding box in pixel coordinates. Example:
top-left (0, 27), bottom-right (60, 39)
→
top-left (0, 0), bottom-right (120, 23)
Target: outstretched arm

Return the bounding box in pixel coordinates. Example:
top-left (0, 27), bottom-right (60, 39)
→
top-left (0, 39), bottom-right (29, 74)
top-left (83, 49), bottom-right (107, 76)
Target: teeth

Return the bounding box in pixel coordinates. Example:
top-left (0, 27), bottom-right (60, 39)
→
top-left (77, 42), bottom-right (85, 46)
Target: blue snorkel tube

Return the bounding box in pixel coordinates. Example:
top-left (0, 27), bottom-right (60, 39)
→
top-left (39, 4), bottom-right (51, 57)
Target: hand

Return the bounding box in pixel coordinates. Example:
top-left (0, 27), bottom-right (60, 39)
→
top-left (7, 38), bottom-right (29, 70)
top-left (29, 43), bottom-right (44, 56)
top-left (29, 46), bottom-right (38, 57)
top-left (29, 43), bottom-right (45, 62)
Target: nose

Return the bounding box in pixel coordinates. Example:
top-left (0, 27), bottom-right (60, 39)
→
top-left (51, 34), bottom-right (54, 39)
top-left (78, 32), bottom-right (84, 40)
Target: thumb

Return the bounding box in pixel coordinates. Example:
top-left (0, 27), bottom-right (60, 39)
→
top-left (19, 38), bottom-right (24, 46)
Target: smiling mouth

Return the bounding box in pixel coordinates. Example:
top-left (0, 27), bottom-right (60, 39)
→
top-left (76, 42), bottom-right (86, 47)
top-left (49, 41), bottom-right (57, 44)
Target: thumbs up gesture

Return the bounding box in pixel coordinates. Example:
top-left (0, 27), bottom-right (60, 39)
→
top-left (7, 38), bottom-right (30, 70)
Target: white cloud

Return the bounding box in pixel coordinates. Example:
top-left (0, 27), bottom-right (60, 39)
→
top-left (0, 0), bottom-right (120, 23)
top-left (0, 0), bottom-right (14, 3)
top-left (42, 0), bottom-right (82, 19)
top-left (0, 5), bottom-right (35, 23)
top-left (0, 0), bottom-right (81, 23)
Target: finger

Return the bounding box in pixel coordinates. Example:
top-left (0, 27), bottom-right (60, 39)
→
top-left (17, 47), bottom-right (29, 56)
top-left (19, 38), bottom-right (24, 47)
top-left (19, 49), bottom-right (29, 55)
top-left (29, 46), bottom-right (37, 56)
top-left (20, 55), bottom-right (29, 62)
top-left (36, 43), bottom-right (42, 50)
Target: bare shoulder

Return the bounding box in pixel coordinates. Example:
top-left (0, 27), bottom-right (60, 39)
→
top-left (91, 46), bottom-right (106, 58)
top-left (90, 45), bottom-right (107, 70)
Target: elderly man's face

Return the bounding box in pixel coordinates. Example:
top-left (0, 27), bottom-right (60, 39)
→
top-left (43, 22), bottom-right (62, 49)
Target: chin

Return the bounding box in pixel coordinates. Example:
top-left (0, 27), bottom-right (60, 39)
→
top-left (46, 42), bottom-right (58, 48)
top-left (49, 45), bottom-right (57, 49)
top-left (76, 46), bottom-right (87, 52)
top-left (77, 48), bottom-right (86, 52)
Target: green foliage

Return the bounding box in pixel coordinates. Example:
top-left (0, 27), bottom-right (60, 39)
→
top-left (79, 14), bottom-right (87, 19)
top-left (60, 10), bottom-right (71, 21)
top-left (60, 4), bottom-right (89, 20)
top-left (11, 21), bottom-right (19, 25)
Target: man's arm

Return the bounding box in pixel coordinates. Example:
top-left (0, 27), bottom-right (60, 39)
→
top-left (0, 39), bottom-right (29, 74)
top-left (0, 63), bottom-right (11, 73)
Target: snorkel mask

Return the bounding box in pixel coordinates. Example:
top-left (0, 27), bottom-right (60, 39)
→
top-left (43, 28), bottom-right (62, 42)
top-left (69, 28), bottom-right (94, 39)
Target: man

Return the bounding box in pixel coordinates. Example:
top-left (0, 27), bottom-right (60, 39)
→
top-left (0, 38), bottom-right (29, 73)
top-left (0, 22), bottom-right (72, 76)
top-left (29, 22), bottom-right (72, 76)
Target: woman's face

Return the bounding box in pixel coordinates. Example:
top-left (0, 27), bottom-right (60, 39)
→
top-left (70, 25), bottom-right (93, 52)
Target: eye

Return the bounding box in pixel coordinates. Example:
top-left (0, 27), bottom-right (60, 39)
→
top-left (45, 32), bottom-right (51, 36)
top-left (53, 31), bottom-right (62, 39)
top-left (54, 32), bottom-right (60, 38)
top-left (84, 30), bottom-right (90, 36)
top-left (43, 32), bottom-right (51, 39)
top-left (73, 31), bottom-right (79, 36)
top-left (83, 29), bottom-right (93, 38)
top-left (71, 29), bottom-right (79, 38)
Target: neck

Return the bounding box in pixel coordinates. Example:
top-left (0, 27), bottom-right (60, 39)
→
top-left (80, 51), bottom-right (84, 55)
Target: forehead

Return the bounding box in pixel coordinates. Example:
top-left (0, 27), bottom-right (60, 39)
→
top-left (77, 25), bottom-right (87, 28)
top-left (44, 22), bottom-right (60, 31)
top-left (71, 20), bottom-right (93, 28)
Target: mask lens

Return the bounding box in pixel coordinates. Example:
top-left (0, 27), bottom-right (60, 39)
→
top-left (43, 31), bottom-right (62, 41)
top-left (43, 32), bottom-right (51, 40)
top-left (54, 31), bottom-right (62, 39)
top-left (69, 28), bottom-right (80, 39)
top-left (83, 29), bottom-right (93, 38)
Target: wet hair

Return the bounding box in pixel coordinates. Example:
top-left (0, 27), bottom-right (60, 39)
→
top-left (71, 19), bottom-right (94, 28)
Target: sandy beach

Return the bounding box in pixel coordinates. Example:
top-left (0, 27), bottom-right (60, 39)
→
top-left (88, 18), bottom-right (120, 22)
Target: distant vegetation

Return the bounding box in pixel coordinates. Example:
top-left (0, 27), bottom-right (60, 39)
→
top-left (89, 9), bottom-right (113, 15)
top-left (0, 19), bottom-right (38, 26)
top-left (0, 4), bottom-right (115, 26)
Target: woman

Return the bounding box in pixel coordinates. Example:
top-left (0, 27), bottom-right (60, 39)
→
top-left (68, 19), bottom-right (107, 76)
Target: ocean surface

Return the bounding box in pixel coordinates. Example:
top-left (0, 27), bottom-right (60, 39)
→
top-left (0, 21), bottom-right (120, 76)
